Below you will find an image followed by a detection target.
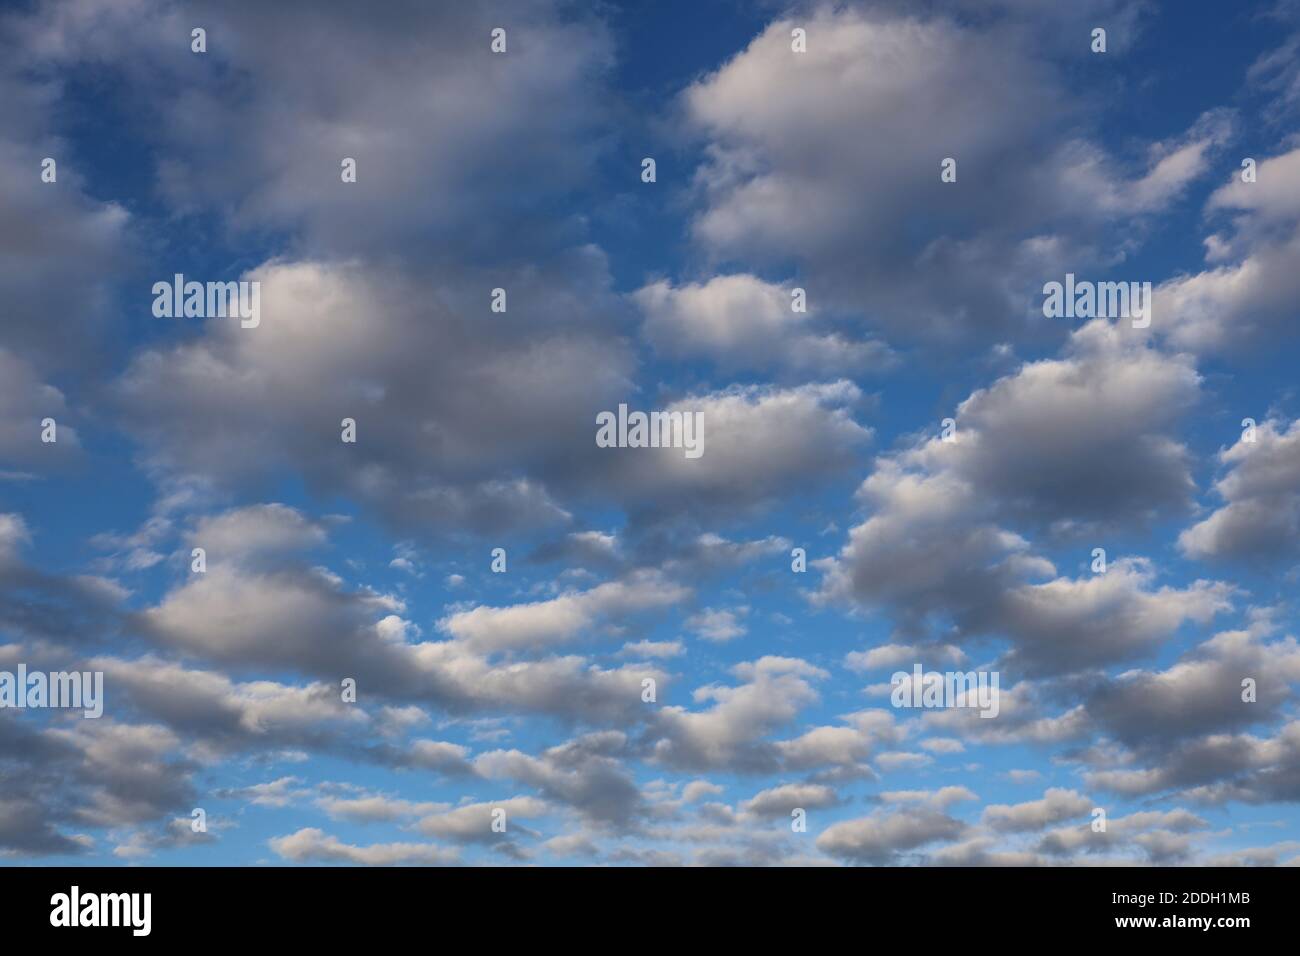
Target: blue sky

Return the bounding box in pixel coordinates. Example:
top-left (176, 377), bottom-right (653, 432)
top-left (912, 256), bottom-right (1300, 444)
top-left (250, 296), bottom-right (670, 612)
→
top-left (3, 0), bottom-right (1300, 866)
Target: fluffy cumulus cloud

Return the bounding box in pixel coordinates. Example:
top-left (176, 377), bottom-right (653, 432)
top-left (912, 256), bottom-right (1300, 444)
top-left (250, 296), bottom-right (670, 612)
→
top-left (650, 657), bottom-right (830, 773)
top-left (10, 0), bottom-right (614, 263)
top-left (918, 321), bottom-right (1202, 529)
top-left (683, 5), bottom-right (1228, 346)
top-left (1179, 418), bottom-right (1300, 562)
top-left (136, 541), bottom-right (671, 726)
top-left (634, 274), bottom-right (895, 375)
top-left (0, 43), bottom-right (133, 377)
top-left (1157, 146), bottom-right (1300, 352)
top-left (114, 259), bottom-right (630, 537)
top-left (815, 322), bottom-right (1230, 675)
top-left (817, 805), bottom-right (968, 864)
top-left (982, 788), bottom-right (1093, 832)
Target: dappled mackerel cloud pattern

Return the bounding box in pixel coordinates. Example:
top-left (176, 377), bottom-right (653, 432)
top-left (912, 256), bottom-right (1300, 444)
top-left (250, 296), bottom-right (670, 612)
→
top-left (3, 0), bottom-right (1300, 867)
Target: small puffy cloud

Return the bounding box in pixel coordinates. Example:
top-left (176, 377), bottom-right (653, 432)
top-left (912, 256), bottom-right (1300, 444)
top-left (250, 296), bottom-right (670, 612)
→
top-left (189, 504), bottom-right (327, 562)
top-left (982, 788), bottom-right (1093, 832)
top-left (414, 797), bottom-right (547, 842)
top-left (270, 828), bottom-right (458, 866)
top-left (635, 274), bottom-right (893, 374)
top-left (652, 657), bottom-right (828, 772)
top-left (741, 783), bottom-right (840, 819)
top-left (620, 639), bottom-right (684, 659)
top-left (686, 606), bottom-right (748, 643)
top-left (438, 570), bottom-right (688, 655)
top-left (817, 807), bottom-right (967, 864)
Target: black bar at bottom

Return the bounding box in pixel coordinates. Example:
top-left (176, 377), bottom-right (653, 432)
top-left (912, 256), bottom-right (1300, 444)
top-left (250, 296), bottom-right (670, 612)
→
top-left (0, 865), bottom-right (1282, 942)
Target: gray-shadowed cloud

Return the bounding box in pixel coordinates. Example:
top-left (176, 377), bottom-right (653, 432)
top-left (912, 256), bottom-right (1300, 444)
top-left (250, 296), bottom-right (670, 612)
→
top-left (1180, 418), bottom-right (1300, 563)
top-left (682, 5), bottom-right (1226, 346)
